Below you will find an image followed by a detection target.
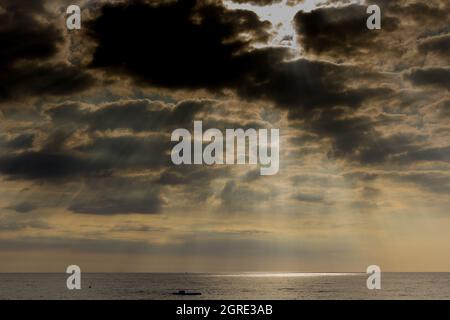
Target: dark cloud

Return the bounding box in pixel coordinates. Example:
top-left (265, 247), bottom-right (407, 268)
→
top-left (6, 89), bottom-right (205, 174)
top-left (75, 135), bottom-right (171, 169)
top-left (86, 0), bottom-right (393, 117)
top-left (0, 133), bottom-right (35, 150)
top-left (294, 4), bottom-right (399, 58)
top-left (47, 99), bottom-right (213, 132)
top-left (294, 0), bottom-right (450, 69)
top-left (0, 151), bottom-right (107, 180)
top-left (418, 34), bottom-right (450, 58)
top-left (357, 132), bottom-right (428, 165)
top-left (1, 63), bottom-right (94, 100)
top-left (404, 67), bottom-right (450, 90)
top-left (383, 1), bottom-right (450, 24)
top-left (238, 58), bottom-right (392, 112)
top-left (88, 0), bottom-right (272, 90)
top-left (303, 108), bottom-right (427, 165)
top-left (88, 0), bottom-right (390, 114)
top-left (0, 0), bottom-right (93, 101)
top-left (0, 0), bottom-right (448, 224)
top-left (0, 134), bottom-right (170, 180)
top-left (0, 0), bottom-right (61, 70)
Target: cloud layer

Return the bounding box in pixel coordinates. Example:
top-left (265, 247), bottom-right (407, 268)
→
top-left (0, 0), bottom-right (449, 272)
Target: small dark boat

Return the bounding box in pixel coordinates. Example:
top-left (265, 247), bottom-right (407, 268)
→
top-left (172, 290), bottom-right (202, 296)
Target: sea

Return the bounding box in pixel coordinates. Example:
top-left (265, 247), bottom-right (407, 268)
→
top-left (0, 273), bottom-right (449, 300)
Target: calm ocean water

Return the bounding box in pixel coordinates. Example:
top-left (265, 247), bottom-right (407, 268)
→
top-left (0, 273), bottom-right (449, 300)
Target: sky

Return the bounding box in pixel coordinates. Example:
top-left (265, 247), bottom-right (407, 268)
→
top-left (0, 0), bottom-right (449, 272)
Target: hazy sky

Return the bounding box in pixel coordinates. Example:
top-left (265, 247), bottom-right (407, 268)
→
top-left (0, 0), bottom-right (449, 272)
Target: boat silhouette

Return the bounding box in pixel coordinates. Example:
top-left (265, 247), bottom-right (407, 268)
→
top-left (172, 290), bottom-right (202, 296)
